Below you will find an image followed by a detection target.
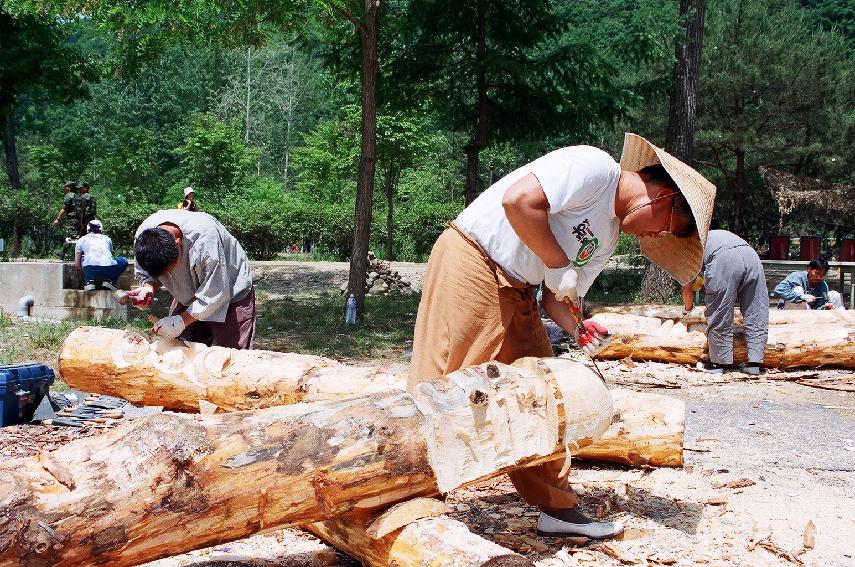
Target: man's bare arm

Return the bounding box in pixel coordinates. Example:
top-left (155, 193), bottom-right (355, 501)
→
top-left (541, 287), bottom-right (580, 336)
top-left (502, 173), bottom-right (570, 269)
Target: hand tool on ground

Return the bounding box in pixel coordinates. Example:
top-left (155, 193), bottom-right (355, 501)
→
top-left (563, 298), bottom-right (609, 385)
top-left (42, 418), bottom-right (85, 427)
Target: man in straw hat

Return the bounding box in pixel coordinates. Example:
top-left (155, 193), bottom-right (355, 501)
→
top-left (409, 133), bottom-right (715, 539)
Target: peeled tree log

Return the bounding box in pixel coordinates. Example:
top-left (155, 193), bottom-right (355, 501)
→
top-left (58, 326), bottom-right (404, 412)
top-left (57, 327), bottom-right (685, 469)
top-left (592, 311), bottom-right (855, 369)
top-left (306, 498), bottom-right (532, 567)
top-left (0, 358), bottom-right (612, 567)
top-left (575, 389), bottom-right (684, 467)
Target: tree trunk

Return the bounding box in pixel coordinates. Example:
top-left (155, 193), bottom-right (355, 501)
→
top-left (463, 0), bottom-right (488, 206)
top-left (665, 0), bottom-right (705, 164)
top-left (639, 263), bottom-right (676, 303)
top-left (3, 107), bottom-right (23, 256)
top-left (592, 311), bottom-right (855, 368)
top-left (641, 0), bottom-right (706, 303)
top-left (733, 146), bottom-right (745, 234)
top-left (306, 499), bottom-right (532, 567)
top-left (385, 175), bottom-right (394, 261)
top-left (58, 327), bottom-right (404, 412)
top-left (346, 2), bottom-right (382, 321)
top-left (0, 358), bottom-right (612, 567)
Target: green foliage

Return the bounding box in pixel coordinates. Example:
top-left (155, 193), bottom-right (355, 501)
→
top-left (96, 195), bottom-right (159, 255)
top-left (394, 201), bottom-right (462, 260)
top-left (175, 113), bottom-right (260, 196)
top-left (292, 112), bottom-right (360, 201)
top-left (697, 0), bottom-right (855, 235)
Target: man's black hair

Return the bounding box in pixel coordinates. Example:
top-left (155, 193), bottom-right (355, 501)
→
top-left (808, 256), bottom-right (829, 273)
top-left (135, 227), bottom-right (179, 277)
top-left (639, 164), bottom-right (697, 238)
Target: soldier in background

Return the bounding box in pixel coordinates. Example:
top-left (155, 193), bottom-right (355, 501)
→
top-left (53, 181), bottom-right (81, 260)
top-left (78, 181), bottom-right (97, 233)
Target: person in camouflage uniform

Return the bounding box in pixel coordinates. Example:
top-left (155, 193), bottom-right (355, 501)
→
top-left (53, 181), bottom-right (82, 260)
top-left (78, 181), bottom-right (97, 232)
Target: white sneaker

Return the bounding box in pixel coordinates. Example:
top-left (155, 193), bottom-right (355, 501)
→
top-left (83, 283), bottom-right (96, 291)
top-left (537, 511), bottom-right (624, 539)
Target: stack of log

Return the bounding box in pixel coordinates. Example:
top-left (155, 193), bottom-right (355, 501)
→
top-left (342, 251), bottom-right (413, 296)
top-left (0, 329), bottom-right (686, 567)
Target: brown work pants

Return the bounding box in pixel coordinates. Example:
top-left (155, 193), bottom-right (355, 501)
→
top-left (409, 225), bottom-right (578, 509)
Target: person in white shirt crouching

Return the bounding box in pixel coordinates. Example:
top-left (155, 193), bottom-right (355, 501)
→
top-left (74, 219), bottom-right (128, 291)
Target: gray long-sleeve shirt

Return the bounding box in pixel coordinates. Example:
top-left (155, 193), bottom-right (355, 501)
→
top-left (134, 210), bottom-right (252, 322)
top-left (773, 270), bottom-right (830, 309)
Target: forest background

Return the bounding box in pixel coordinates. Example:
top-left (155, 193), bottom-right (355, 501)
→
top-left (1, 0), bottom-right (853, 266)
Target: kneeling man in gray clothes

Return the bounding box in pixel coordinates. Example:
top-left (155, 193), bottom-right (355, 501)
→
top-left (130, 210), bottom-right (256, 350)
top-left (681, 230), bottom-right (768, 375)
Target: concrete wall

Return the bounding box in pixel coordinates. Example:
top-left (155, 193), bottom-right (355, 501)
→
top-left (0, 261), bottom-right (130, 321)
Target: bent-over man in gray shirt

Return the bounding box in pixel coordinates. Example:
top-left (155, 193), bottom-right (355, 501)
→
top-left (681, 230), bottom-right (768, 374)
top-left (131, 210), bottom-right (256, 349)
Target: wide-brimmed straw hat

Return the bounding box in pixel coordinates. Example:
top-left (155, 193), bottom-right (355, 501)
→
top-left (620, 133), bottom-right (716, 285)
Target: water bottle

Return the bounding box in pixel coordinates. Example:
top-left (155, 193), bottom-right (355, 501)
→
top-left (345, 293), bottom-right (357, 324)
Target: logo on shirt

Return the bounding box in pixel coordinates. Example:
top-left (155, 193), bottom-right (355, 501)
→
top-left (571, 219), bottom-right (599, 267)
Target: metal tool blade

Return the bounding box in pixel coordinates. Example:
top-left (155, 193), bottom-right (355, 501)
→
top-left (563, 298), bottom-right (608, 385)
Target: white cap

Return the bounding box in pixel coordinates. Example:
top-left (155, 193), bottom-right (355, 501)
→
top-left (88, 219), bottom-right (103, 232)
top-left (183, 186), bottom-right (195, 197)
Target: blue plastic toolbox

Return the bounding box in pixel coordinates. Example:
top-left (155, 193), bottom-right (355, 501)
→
top-left (0, 363), bottom-right (55, 427)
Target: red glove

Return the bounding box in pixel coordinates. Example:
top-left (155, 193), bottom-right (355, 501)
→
top-left (578, 319), bottom-right (612, 357)
top-left (128, 284), bottom-right (154, 309)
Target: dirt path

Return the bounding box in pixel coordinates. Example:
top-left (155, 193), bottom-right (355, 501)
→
top-left (251, 260), bottom-right (427, 297)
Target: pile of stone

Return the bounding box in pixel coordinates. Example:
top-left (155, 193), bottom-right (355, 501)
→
top-left (340, 251), bottom-right (414, 296)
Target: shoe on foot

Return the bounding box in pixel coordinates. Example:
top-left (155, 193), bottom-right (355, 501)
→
top-left (83, 283), bottom-right (96, 291)
top-left (739, 362), bottom-right (761, 375)
top-left (536, 509), bottom-right (624, 539)
top-left (696, 361), bottom-right (728, 374)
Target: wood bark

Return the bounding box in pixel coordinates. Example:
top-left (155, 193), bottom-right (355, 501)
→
top-left (58, 327), bottom-right (404, 412)
top-left (306, 499), bottom-right (532, 567)
top-left (0, 358), bottom-right (613, 567)
top-left (463, 0), bottom-right (488, 206)
top-left (592, 311), bottom-right (855, 368)
top-left (344, 0), bottom-right (383, 321)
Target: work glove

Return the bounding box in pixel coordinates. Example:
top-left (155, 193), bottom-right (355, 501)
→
top-left (792, 285), bottom-right (816, 304)
top-left (153, 315), bottom-right (186, 339)
top-left (128, 284), bottom-right (155, 309)
top-left (544, 264), bottom-right (579, 303)
top-left (578, 319), bottom-right (612, 357)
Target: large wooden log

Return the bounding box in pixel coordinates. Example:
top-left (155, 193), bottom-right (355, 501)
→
top-left (592, 311), bottom-right (855, 368)
top-left (0, 358), bottom-right (612, 567)
top-left (58, 326), bottom-right (404, 412)
top-left (575, 389), bottom-right (684, 467)
top-left (57, 328), bottom-right (684, 468)
top-left (306, 498), bottom-right (532, 567)
top-left (590, 304), bottom-right (855, 327)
